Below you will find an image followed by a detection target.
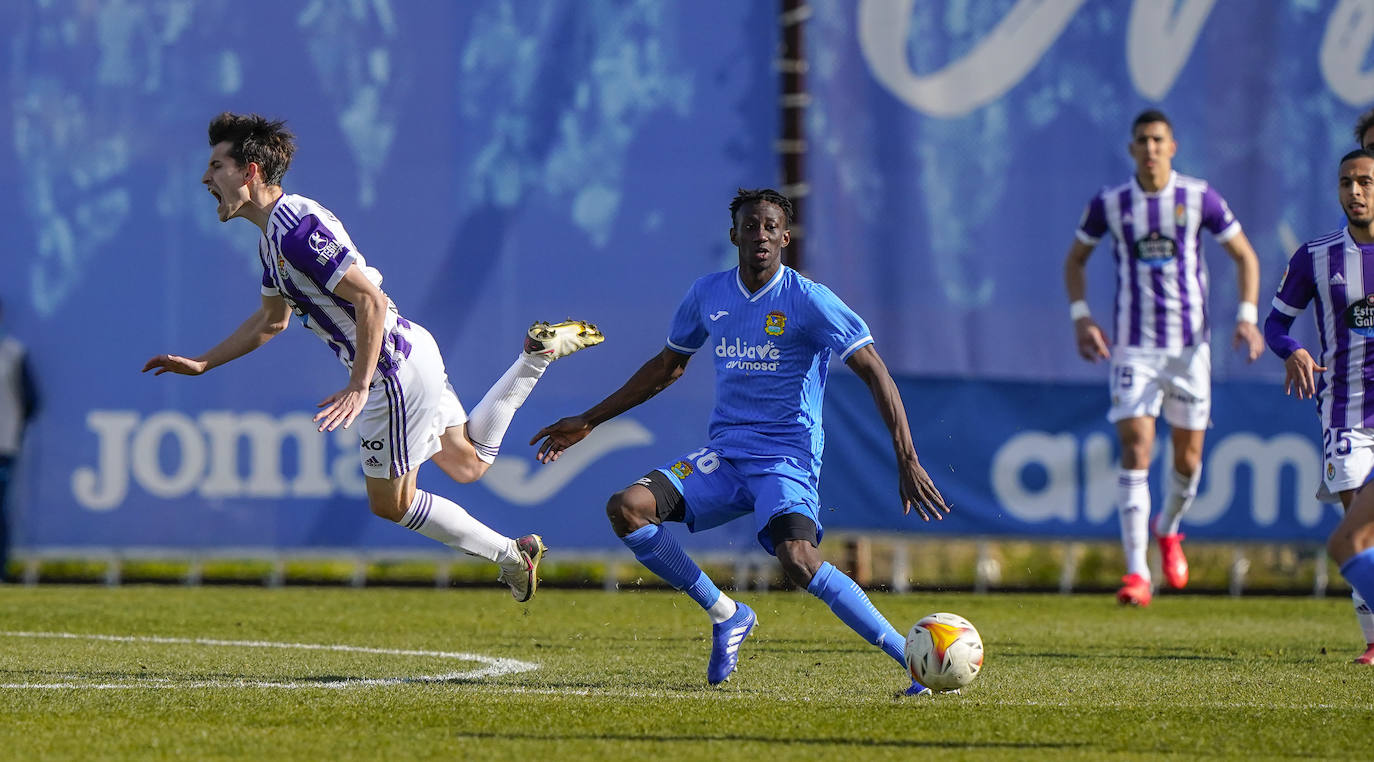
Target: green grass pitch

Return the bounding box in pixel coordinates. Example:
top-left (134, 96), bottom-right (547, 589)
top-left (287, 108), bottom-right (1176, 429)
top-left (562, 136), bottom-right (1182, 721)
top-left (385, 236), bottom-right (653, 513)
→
top-left (0, 585), bottom-right (1367, 760)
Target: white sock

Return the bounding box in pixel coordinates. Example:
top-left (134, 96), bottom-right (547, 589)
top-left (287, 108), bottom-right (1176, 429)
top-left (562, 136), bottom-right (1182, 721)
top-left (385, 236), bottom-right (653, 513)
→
top-left (466, 353), bottom-right (550, 463)
top-left (400, 489), bottom-right (520, 566)
top-left (1155, 468), bottom-right (1200, 537)
top-left (707, 593), bottom-right (738, 624)
top-left (1355, 592), bottom-right (1374, 644)
top-left (1117, 469), bottom-right (1151, 578)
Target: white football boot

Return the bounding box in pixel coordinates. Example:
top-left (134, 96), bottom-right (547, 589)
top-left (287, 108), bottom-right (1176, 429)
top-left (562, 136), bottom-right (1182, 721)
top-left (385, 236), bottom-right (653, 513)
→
top-left (497, 534), bottom-right (547, 603)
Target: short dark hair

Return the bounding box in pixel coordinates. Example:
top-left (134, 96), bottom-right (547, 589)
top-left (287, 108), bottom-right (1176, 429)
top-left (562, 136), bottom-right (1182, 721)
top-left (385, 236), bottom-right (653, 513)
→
top-left (1131, 109), bottom-right (1172, 136)
top-left (1340, 147), bottom-right (1374, 167)
top-left (1355, 108), bottom-right (1374, 147)
top-left (729, 188), bottom-right (794, 227)
top-left (207, 112), bottom-right (295, 186)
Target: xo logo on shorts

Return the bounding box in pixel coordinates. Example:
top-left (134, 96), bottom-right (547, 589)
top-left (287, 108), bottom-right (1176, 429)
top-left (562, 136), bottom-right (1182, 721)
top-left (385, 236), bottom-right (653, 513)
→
top-left (361, 439), bottom-right (385, 451)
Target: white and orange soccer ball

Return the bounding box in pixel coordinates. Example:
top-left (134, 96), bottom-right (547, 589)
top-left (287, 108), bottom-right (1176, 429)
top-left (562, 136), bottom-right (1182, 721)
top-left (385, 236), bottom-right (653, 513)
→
top-left (905, 612), bottom-right (984, 691)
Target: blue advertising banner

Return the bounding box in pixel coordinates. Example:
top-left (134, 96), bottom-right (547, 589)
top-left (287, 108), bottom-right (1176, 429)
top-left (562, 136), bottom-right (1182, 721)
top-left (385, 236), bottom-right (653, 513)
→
top-left (820, 375), bottom-right (1338, 542)
top-left (0, 1), bottom-right (1359, 553)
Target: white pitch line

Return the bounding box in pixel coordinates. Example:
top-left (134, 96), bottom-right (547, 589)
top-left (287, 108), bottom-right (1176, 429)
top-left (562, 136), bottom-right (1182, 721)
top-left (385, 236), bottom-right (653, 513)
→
top-left (0, 630), bottom-right (537, 689)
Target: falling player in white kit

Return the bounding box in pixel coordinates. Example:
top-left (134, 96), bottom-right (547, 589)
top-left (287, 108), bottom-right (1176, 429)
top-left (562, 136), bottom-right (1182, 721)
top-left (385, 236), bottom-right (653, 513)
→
top-left (1063, 109), bottom-right (1264, 607)
top-left (142, 112), bottom-right (604, 601)
top-left (1266, 147), bottom-right (1374, 665)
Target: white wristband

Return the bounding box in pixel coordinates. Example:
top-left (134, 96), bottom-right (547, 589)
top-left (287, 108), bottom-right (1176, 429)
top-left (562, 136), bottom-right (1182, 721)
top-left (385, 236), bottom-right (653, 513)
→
top-left (1236, 302), bottom-right (1258, 324)
top-left (1069, 300), bottom-right (1091, 321)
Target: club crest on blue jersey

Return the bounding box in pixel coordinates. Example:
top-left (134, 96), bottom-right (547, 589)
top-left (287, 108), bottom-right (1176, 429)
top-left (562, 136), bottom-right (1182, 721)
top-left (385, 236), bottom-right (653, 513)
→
top-left (1133, 231), bottom-right (1177, 266)
top-left (670, 461), bottom-right (693, 479)
top-left (765, 311), bottom-right (786, 336)
top-left (1343, 294), bottom-right (1374, 337)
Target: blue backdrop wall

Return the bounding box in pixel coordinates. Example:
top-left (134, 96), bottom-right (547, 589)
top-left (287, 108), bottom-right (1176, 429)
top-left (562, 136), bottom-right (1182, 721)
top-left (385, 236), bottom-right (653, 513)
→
top-left (3, 1), bottom-right (1363, 552)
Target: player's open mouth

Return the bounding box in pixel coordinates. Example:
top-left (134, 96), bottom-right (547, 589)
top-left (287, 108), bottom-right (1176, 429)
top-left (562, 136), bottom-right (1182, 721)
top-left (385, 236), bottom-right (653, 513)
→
top-left (209, 188), bottom-right (222, 202)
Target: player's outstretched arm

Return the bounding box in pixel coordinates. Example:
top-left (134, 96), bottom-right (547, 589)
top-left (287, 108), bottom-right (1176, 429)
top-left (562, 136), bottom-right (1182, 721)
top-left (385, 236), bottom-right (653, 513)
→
top-left (313, 266), bottom-right (386, 432)
top-left (142, 294), bottom-right (291, 376)
top-left (1063, 239), bottom-right (1110, 362)
top-left (531, 347), bottom-right (690, 463)
top-left (844, 344), bottom-right (949, 522)
top-left (1222, 232), bottom-right (1264, 362)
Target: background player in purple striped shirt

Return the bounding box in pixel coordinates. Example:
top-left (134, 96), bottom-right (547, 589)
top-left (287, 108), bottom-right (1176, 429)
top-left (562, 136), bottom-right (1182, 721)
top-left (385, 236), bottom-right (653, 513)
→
top-left (1063, 109), bottom-right (1264, 607)
top-left (143, 113), bottom-right (604, 602)
top-left (1266, 147), bottom-right (1374, 665)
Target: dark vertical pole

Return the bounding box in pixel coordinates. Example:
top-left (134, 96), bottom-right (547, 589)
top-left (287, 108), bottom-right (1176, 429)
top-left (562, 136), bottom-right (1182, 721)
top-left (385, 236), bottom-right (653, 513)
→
top-left (779, 0), bottom-right (810, 271)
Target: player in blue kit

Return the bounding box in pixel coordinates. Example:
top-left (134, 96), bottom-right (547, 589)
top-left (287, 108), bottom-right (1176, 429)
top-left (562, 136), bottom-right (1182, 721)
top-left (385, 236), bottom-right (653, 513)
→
top-left (531, 188), bottom-right (949, 694)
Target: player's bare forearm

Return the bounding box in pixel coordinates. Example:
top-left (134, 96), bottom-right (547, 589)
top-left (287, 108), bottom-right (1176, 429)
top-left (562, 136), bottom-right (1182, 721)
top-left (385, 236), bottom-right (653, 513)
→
top-left (332, 266), bottom-right (388, 392)
top-left (1223, 232), bottom-right (1261, 307)
top-left (345, 289), bottom-right (386, 391)
top-left (581, 348), bottom-right (689, 428)
top-left (1062, 239), bottom-right (1094, 304)
top-left (211, 309), bottom-right (285, 366)
top-left (846, 344), bottom-right (949, 519)
top-left (531, 348), bottom-right (688, 462)
top-left (848, 347), bottom-right (917, 461)
top-left (150, 301), bottom-right (288, 375)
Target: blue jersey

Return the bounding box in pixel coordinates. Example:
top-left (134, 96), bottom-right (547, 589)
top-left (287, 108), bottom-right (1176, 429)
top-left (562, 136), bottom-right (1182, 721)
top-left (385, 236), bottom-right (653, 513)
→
top-left (666, 266), bottom-right (873, 465)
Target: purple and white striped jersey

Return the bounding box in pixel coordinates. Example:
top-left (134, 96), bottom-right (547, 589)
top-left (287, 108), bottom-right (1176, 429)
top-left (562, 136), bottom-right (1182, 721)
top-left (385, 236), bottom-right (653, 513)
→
top-left (1076, 171), bottom-right (1241, 350)
top-left (258, 194), bottom-right (411, 380)
top-left (1271, 228), bottom-right (1374, 430)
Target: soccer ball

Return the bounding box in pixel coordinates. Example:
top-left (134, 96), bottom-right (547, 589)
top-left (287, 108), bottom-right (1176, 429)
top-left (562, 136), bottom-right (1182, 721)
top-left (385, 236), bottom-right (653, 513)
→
top-left (905, 612), bottom-right (984, 691)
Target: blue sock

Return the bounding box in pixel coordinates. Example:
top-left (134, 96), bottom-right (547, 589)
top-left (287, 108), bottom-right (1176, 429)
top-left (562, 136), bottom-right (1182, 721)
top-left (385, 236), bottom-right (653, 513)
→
top-left (1341, 548), bottom-right (1374, 609)
top-left (807, 561), bottom-right (907, 668)
top-left (622, 524), bottom-right (722, 610)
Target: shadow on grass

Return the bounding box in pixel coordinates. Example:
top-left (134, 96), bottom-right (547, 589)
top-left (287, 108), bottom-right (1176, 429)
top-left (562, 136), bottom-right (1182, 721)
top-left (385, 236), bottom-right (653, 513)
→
top-left (448, 730), bottom-right (1087, 750)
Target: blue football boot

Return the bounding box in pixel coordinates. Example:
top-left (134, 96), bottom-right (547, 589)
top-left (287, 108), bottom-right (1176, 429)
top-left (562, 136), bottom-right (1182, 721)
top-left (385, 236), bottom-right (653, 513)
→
top-left (707, 602), bottom-right (757, 685)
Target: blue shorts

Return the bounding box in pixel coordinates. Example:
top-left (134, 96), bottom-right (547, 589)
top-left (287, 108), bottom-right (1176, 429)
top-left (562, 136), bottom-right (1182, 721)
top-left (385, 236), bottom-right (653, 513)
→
top-left (655, 444), bottom-right (823, 555)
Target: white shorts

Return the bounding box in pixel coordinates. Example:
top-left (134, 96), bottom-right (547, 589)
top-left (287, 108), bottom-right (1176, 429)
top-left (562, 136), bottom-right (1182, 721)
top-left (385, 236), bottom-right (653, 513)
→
top-left (355, 322), bottom-right (467, 479)
top-left (1317, 427), bottom-right (1374, 503)
top-left (1107, 343), bottom-right (1211, 430)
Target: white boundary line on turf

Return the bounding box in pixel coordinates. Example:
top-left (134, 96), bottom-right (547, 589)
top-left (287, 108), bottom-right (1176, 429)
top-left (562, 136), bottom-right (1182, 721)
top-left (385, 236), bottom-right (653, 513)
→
top-left (0, 630), bottom-right (538, 689)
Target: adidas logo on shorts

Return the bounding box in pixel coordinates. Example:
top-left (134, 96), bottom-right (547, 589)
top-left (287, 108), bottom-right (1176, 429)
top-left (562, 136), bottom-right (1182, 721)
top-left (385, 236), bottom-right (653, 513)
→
top-left (365, 456), bottom-right (383, 467)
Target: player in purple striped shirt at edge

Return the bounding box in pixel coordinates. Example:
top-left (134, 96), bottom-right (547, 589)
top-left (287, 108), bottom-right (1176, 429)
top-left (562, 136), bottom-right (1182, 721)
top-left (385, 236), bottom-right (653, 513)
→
top-left (1266, 147), bottom-right (1374, 666)
top-left (1063, 109), bottom-right (1264, 607)
top-left (530, 189), bottom-right (950, 695)
top-left (143, 113), bottom-right (605, 602)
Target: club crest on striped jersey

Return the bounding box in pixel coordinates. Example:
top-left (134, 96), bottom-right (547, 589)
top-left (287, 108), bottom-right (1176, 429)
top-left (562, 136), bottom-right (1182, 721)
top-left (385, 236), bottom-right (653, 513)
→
top-left (1174, 203), bottom-right (1187, 229)
top-left (670, 461), bottom-right (693, 479)
top-left (1133, 231), bottom-right (1177, 266)
top-left (1343, 294), bottom-right (1374, 337)
top-left (765, 311), bottom-right (787, 336)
